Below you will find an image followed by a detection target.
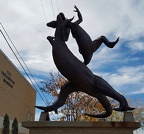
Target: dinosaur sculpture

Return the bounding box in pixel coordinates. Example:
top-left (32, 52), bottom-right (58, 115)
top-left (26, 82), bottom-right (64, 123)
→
top-left (47, 5), bottom-right (119, 65)
top-left (36, 13), bottom-right (134, 118)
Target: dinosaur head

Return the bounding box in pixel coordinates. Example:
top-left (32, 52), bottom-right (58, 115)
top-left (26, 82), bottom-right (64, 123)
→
top-left (46, 12), bottom-right (66, 28)
top-left (56, 12), bottom-right (66, 24)
top-left (46, 12), bottom-right (74, 42)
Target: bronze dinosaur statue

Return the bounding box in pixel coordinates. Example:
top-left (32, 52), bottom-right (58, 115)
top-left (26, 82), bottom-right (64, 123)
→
top-left (35, 13), bottom-right (134, 118)
top-left (46, 5), bottom-right (119, 65)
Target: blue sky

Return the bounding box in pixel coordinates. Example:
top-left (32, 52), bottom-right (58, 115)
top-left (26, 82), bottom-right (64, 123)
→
top-left (0, 0), bottom-right (144, 121)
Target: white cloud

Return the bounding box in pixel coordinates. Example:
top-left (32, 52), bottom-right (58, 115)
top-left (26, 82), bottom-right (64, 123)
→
top-left (129, 88), bottom-right (144, 95)
top-left (96, 65), bottom-right (144, 94)
top-left (89, 46), bottom-right (120, 70)
top-left (110, 65), bottom-right (143, 85)
top-left (127, 42), bottom-right (144, 51)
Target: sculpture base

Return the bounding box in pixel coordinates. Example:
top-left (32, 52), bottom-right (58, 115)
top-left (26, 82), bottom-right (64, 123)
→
top-left (123, 111), bottom-right (135, 122)
top-left (22, 121), bottom-right (140, 134)
top-left (39, 112), bottom-right (50, 121)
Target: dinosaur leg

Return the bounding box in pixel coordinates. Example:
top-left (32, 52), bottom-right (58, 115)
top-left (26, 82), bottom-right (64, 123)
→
top-left (85, 93), bottom-right (112, 118)
top-left (93, 75), bottom-right (135, 111)
top-left (35, 81), bottom-right (75, 113)
top-left (91, 36), bottom-right (119, 52)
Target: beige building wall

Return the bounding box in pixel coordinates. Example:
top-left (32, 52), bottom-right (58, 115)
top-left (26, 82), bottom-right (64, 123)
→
top-left (0, 50), bottom-right (36, 134)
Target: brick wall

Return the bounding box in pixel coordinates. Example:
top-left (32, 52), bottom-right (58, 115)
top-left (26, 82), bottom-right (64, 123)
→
top-left (0, 50), bottom-right (36, 122)
top-left (0, 50), bottom-right (36, 134)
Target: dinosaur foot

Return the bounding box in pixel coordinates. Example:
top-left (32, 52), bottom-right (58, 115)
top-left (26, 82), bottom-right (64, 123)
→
top-left (108, 37), bottom-right (120, 48)
top-left (84, 111), bottom-right (111, 118)
top-left (113, 103), bottom-right (135, 111)
top-left (35, 106), bottom-right (58, 114)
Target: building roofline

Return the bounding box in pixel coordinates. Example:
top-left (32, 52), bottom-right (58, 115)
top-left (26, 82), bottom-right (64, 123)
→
top-left (0, 49), bottom-right (36, 93)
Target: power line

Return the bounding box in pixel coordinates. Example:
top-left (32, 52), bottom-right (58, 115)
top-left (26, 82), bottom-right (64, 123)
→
top-left (0, 23), bottom-right (47, 98)
top-left (0, 28), bottom-right (47, 105)
top-left (40, 0), bottom-right (56, 20)
top-left (49, 0), bottom-right (55, 19)
top-left (55, 0), bottom-right (60, 13)
top-left (1, 0), bottom-right (61, 119)
top-left (40, 0), bottom-right (48, 22)
top-left (0, 23), bottom-right (57, 119)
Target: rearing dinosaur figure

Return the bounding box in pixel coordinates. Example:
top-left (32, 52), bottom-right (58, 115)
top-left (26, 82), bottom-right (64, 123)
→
top-left (47, 5), bottom-right (119, 65)
top-left (35, 13), bottom-right (134, 118)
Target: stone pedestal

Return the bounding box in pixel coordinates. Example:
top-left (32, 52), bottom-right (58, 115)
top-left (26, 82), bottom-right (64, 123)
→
top-left (22, 121), bottom-right (140, 134)
top-left (123, 111), bottom-right (135, 122)
top-left (39, 112), bottom-right (50, 121)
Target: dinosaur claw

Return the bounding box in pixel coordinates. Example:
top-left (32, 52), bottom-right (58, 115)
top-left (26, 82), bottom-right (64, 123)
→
top-left (108, 37), bottom-right (120, 48)
top-left (127, 106), bottom-right (135, 111)
top-left (113, 104), bottom-right (135, 112)
top-left (35, 106), bottom-right (48, 112)
top-left (35, 106), bottom-right (59, 114)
